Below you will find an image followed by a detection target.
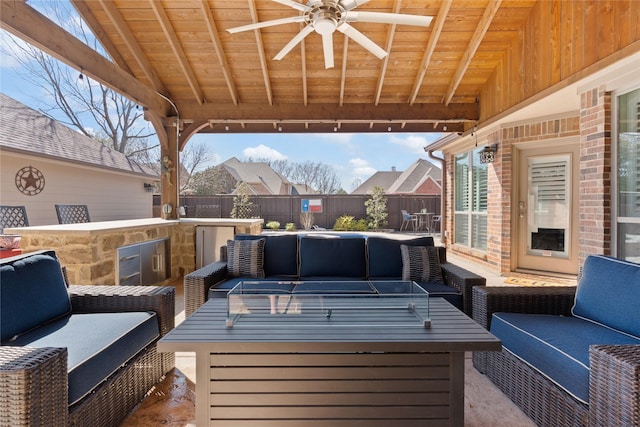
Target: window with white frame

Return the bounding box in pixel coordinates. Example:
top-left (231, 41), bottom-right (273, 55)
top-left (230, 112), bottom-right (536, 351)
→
top-left (616, 87), bottom-right (640, 262)
top-left (454, 148), bottom-right (488, 250)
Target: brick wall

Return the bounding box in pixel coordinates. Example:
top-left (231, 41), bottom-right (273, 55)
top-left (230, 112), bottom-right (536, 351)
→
top-left (443, 114), bottom-right (582, 274)
top-left (578, 85), bottom-right (613, 262)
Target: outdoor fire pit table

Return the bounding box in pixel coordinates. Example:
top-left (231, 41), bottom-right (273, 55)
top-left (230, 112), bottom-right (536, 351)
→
top-left (158, 280), bottom-right (501, 427)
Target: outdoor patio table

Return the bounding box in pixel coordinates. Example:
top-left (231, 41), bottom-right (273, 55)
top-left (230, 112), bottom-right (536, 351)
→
top-left (158, 281), bottom-right (501, 427)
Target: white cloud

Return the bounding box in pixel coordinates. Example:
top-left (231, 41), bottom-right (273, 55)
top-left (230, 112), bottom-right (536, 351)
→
top-left (389, 134), bottom-right (438, 156)
top-left (242, 144), bottom-right (288, 161)
top-left (349, 157), bottom-right (377, 177)
top-left (314, 133), bottom-right (354, 145)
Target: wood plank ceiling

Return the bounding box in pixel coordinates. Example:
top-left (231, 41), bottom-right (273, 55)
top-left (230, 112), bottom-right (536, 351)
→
top-left (65, 0), bottom-right (538, 136)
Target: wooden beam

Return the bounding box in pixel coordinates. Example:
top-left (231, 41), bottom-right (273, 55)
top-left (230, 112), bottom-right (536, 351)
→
top-left (0, 0), bottom-right (167, 114)
top-left (96, 0), bottom-right (167, 94)
top-left (339, 36), bottom-right (349, 107)
top-left (69, 0), bottom-right (132, 74)
top-left (374, 0), bottom-right (401, 106)
top-left (443, 0), bottom-right (502, 105)
top-left (178, 101), bottom-right (478, 123)
top-left (149, 0), bottom-right (205, 105)
top-left (199, 0), bottom-right (239, 106)
top-left (194, 121), bottom-right (461, 134)
top-left (300, 24), bottom-right (308, 106)
top-left (248, 0), bottom-right (274, 106)
top-left (409, 0), bottom-right (451, 105)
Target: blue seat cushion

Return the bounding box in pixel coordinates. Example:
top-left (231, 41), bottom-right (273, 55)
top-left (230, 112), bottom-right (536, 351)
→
top-left (491, 312), bottom-right (640, 404)
top-left (299, 237), bottom-right (366, 278)
top-left (572, 255), bottom-right (640, 337)
top-left (209, 277), bottom-right (295, 298)
top-left (234, 234), bottom-right (298, 277)
top-left (1, 251), bottom-right (71, 341)
top-left (367, 236), bottom-right (434, 278)
top-left (7, 312), bottom-right (159, 406)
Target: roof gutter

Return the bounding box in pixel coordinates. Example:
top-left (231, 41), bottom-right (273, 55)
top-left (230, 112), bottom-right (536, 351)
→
top-left (425, 147), bottom-right (446, 244)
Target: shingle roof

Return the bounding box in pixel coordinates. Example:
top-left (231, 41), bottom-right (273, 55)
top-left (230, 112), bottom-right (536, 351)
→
top-left (351, 159), bottom-right (441, 195)
top-left (350, 171), bottom-right (402, 194)
top-left (0, 93), bottom-right (158, 177)
top-left (221, 157), bottom-right (314, 195)
top-left (387, 159), bottom-right (441, 193)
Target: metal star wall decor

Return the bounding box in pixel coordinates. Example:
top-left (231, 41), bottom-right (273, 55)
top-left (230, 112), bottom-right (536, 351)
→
top-left (15, 165), bottom-right (45, 196)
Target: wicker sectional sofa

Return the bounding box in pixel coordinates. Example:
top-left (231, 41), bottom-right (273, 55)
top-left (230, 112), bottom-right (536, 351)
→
top-left (472, 254), bottom-right (640, 427)
top-left (184, 233), bottom-right (486, 317)
top-left (0, 250), bottom-right (175, 427)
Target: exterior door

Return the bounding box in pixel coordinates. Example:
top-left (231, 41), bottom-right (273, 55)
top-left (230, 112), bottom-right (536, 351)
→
top-left (516, 142), bottom-right (579, 275)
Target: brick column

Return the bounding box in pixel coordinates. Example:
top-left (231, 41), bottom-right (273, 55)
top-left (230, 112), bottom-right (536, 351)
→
top-left (579, 85), bottom-right (612, 264)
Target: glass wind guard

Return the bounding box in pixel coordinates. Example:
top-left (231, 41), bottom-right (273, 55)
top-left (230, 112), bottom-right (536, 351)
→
top-left (226, 281), bottom-right (430, 328)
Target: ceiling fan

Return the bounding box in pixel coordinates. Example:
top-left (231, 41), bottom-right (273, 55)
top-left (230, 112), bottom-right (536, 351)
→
top-left (227, 0), bottom-right (433, 69)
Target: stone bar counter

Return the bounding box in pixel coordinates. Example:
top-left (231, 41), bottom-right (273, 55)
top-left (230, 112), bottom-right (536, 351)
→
top-left (5, 218), bottom-right (263, 285)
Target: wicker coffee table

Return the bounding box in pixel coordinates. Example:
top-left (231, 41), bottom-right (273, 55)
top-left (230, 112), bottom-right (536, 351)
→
top-left (158, 280), bottom-right (500, 427)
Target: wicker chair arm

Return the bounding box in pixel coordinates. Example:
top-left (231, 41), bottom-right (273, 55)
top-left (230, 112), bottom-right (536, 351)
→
top-left (589, 344), bottom-right (640, 427)
top-left (184, 261), bottom-right (228, 317)
top-left (472, 285), bottom-right (576, 330)
top-left (0, 346), bottom-right (69, 426)
top-left (440, 261), bottom-right (486, 316)
top-left (68, 285), bottom-right (175, 337)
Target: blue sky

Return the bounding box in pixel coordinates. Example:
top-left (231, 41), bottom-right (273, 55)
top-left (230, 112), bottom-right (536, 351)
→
top-left (0, 3), bottom-right (443, 192)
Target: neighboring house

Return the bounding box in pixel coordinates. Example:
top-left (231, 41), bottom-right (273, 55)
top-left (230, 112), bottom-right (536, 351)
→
top-left (425, 52), bottom-right (640, 277)
top-left (217, 157), bottom-right (318, 195)
top-left (0, 93), bottom-right (159, 226)
top-left (352, 159), bottom-right (441, 195)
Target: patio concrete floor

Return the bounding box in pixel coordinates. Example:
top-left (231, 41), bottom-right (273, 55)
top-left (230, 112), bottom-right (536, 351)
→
top-left (120, 234), bottom-right (576, 426)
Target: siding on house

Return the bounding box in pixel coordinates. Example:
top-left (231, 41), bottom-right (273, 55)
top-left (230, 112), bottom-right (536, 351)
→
top-left (0, 93), bottom-right (159, 226)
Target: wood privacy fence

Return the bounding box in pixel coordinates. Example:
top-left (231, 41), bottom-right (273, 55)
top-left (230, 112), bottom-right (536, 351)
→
top-left (154, 194), bottom-right (440, 231)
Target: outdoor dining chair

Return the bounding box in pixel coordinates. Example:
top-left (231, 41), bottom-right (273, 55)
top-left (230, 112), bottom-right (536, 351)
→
top-left (400, 209), bottom-right (418, 232)
top-left (0, 205), bottom-right (29, 233)
top-left (55, 204), bottom-right (91, 224)
top-left (431, 215), bottom-right (441, 233)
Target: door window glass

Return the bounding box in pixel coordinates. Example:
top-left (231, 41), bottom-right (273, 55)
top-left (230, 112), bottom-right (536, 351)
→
top-left (616, 88), bottom-right (640, 262)
top-left (527, 155), bottom-right (570, 258)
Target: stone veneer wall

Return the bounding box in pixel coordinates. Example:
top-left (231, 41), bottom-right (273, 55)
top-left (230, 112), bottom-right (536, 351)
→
top-left (18, 221), bottom-right (261, 285)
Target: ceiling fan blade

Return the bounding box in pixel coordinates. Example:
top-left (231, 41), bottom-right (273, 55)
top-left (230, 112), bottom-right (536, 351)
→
top-left (272, 0), bottom-right (310, 12)
top-left (346, 11), bottom-right (433, 27)
top-left (274, 25), bottom-right (315, 60)
top-left (322, 33), bottom-right (335, 69)
top-left (337, 23), bottom-right (387, 59)
top-left (227, 16), bottom-right (306, 34)
top-left (339, 0), bottom-right (371, 11)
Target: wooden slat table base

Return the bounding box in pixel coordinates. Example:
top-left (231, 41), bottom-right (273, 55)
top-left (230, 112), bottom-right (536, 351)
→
top-left (160, 296), bottom-right (500, 427)
top-left (206, 351), bottom-right (461, 427)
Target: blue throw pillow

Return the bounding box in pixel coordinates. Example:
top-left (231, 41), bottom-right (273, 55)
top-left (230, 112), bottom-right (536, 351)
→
top-left (368, 236), bottom-right (434, 278)
top-left (572, 255), bottom-right (640, 338)
top-left (1, 251), bottom-right (71, 342)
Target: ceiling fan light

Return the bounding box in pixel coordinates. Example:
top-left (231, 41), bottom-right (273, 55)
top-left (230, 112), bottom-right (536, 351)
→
top-left (314, 17), bottom-right (337, 35)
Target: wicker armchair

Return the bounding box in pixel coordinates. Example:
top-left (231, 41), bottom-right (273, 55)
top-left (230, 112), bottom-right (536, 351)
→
top-left (0, 285), bottom-right (175, 427)
top-left (472, 286), bottom-right (640, 427)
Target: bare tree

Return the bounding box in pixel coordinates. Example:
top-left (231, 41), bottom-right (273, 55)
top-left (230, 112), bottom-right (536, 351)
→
top-left (247, 157), bottom-right (341, 194)
top-left (2, 3), bottom-right (156, 159)
top-left (189, 165), bottom-right (236, 195)
top-left (1, 2), bottom-right (211, 188)
top-left (290, 161), bottom-right (341, 194)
